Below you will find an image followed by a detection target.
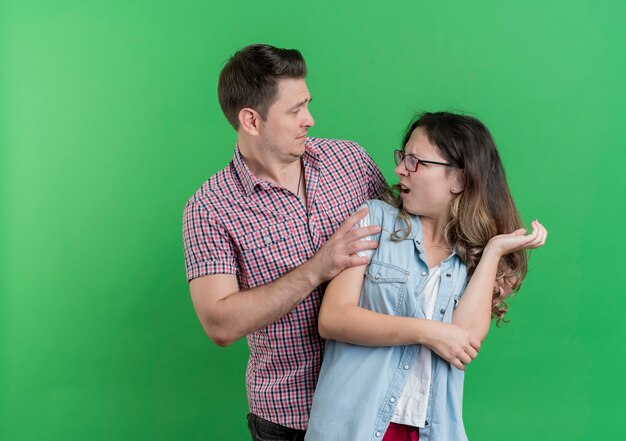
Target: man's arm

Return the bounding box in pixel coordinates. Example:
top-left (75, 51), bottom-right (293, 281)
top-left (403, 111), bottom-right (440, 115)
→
top-left (358, 142), bottom-right (387, 200)
top-left (189, 208), bottom-right (381, 347)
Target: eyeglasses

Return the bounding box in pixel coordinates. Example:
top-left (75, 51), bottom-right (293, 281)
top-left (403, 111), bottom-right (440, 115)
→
top-left (393, 149), bottom-right (455, 172)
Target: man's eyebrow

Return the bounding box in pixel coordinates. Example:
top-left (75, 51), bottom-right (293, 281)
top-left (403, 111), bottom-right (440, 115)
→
top-left (289, 97), bottom-right (312, 110)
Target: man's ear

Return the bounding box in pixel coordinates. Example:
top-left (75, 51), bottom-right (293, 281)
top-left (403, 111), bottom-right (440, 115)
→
top-left (451, 169), bottom-right (465, 194)
top-left (238, 107), bottom-right (261, 136)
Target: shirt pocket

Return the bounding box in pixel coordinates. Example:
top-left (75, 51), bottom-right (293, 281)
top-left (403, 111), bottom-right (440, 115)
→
top-left (240, 222), bottom-right (294, 251)
top-left (237, 222), bottom-right (300, 286)
top-left (325, 198), bottom-right (364, 229)
top-left (361, 260), bottom-right (410, 316)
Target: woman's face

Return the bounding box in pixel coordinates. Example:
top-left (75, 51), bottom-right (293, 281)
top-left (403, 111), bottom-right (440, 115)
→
top-left (394, 127), bottom-right (463, 220)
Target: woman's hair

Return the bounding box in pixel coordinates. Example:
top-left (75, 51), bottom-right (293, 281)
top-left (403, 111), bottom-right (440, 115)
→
top-left (382, 111), bottom-right (528, 322)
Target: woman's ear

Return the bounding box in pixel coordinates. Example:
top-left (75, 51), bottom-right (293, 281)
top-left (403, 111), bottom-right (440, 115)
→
top-left (238, 107), bottom-right (261, 136)
top-left (451, 170), bottom-right (465, 194)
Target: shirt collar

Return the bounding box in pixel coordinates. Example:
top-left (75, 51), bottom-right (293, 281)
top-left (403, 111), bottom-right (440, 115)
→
top-left (231, 138), bottom-right (322, 196)
top-left (302, 137), bottom-right (322, 166)
top-left (231, 144), bottom-right (267, 196)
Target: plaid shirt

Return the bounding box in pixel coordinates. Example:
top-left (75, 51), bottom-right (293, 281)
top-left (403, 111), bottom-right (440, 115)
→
top-left (183, 137), bottom-right (386, 430)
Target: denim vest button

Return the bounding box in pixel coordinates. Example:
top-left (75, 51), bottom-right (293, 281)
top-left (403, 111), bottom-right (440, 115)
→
top-left (425, 420), bottom-right (429, 426)
top-left (446, 273), bottom-right (452, 277)
top-left (440, 309), bottom-right (445, 314)
top-left (375, 431), bottom-right (382, 437)
top-left (403, 364), bottom-right (410, 370)
top-left (421, 271), bottom-right (427, 276)
top-left (389, 397), bottom-right (396, 403)
top-left (375, 274), bottom-right (381, 279)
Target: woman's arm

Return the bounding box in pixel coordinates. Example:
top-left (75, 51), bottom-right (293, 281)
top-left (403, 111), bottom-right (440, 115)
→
top-left (319, 263), bottom-right (479, 370)
top-left (453, 220), bottom-right (548, 343)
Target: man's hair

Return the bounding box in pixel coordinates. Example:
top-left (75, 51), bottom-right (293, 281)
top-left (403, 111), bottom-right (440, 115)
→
top-left (217, 44), bottom-right (307, 130)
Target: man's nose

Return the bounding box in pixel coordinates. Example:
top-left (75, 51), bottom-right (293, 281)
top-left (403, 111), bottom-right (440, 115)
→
top-left (303, 108), bottom-right (315, 128)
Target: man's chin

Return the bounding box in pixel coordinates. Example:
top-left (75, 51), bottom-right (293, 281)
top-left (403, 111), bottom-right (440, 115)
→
top-left (291, 141), bottom-right (306, 156)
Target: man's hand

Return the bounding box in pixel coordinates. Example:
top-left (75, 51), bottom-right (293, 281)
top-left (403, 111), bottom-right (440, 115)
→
top-left (308, 208), bottom-right (381, 283)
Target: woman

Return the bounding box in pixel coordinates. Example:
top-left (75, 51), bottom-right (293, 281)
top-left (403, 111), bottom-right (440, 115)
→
top-left (305, 112), bottom-right (547, 441)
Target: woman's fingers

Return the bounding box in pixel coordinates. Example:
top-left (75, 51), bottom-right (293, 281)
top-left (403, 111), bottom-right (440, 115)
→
top-left (453, 358), bottom-right (465, 371)
top-left (466, 345), bottom-right (479, 360)
top-left (493, 219), bottom-right (548, 254)
top-left (526, 220), bottom-right (548, 249)
top-left (458, 353), bottom-right (472, 366)
top-left (449, 343), bottom-right (479, 371)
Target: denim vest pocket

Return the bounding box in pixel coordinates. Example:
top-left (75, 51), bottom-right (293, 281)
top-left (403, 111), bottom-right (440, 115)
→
top-left (362, 260), bottom-right (410, 316)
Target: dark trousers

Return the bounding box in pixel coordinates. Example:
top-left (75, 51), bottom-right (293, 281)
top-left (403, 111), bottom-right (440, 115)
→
top-left (247, 413), bottom-right (306, 441)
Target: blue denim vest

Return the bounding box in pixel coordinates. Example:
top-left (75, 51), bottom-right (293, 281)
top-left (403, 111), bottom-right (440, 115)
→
top-left (306, 200), bottom-right (469, 441)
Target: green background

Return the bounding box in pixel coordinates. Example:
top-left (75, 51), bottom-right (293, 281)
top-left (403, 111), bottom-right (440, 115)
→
top-left (2, 0), bottom-right (625, 439)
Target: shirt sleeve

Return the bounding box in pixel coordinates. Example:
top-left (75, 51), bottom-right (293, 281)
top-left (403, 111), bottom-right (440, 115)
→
top-left (182, 197), bottom-right (238, 281)
top-left (353, 204), bottom-right (374, 260)
top-left (359, 147), bottom-right (387, 200)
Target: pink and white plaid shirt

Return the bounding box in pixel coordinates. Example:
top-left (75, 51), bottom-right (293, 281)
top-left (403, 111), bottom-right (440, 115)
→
top-left (183, 137), bottom-right (386, 430)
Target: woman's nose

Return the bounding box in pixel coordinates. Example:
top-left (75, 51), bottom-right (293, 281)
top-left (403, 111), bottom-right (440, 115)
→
top-left (394, 161), bottom-right (408, 177)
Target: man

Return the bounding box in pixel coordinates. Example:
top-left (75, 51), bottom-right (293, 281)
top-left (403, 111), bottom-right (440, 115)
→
top-left (182, 44), bottom-right (386, 440)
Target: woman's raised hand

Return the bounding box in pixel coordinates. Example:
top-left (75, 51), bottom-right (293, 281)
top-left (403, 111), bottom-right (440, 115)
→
top-left (486, 219), bottom-right (548, 258)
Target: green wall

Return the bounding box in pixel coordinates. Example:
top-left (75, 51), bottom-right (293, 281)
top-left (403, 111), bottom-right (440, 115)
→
top-left (2, 0), bottom-right (624, 439)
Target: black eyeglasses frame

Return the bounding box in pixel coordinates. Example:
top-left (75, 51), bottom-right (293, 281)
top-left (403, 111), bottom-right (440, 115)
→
top-left (393, 149), bottom-right (456, 172)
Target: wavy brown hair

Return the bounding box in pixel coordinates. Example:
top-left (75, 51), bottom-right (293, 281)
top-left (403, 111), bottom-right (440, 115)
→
top-left (382, 112), bottom-right (528, 322)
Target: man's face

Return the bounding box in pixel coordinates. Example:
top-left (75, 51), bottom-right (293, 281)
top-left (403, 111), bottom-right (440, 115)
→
top-left (257, 78), bottom-right (315, 162)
